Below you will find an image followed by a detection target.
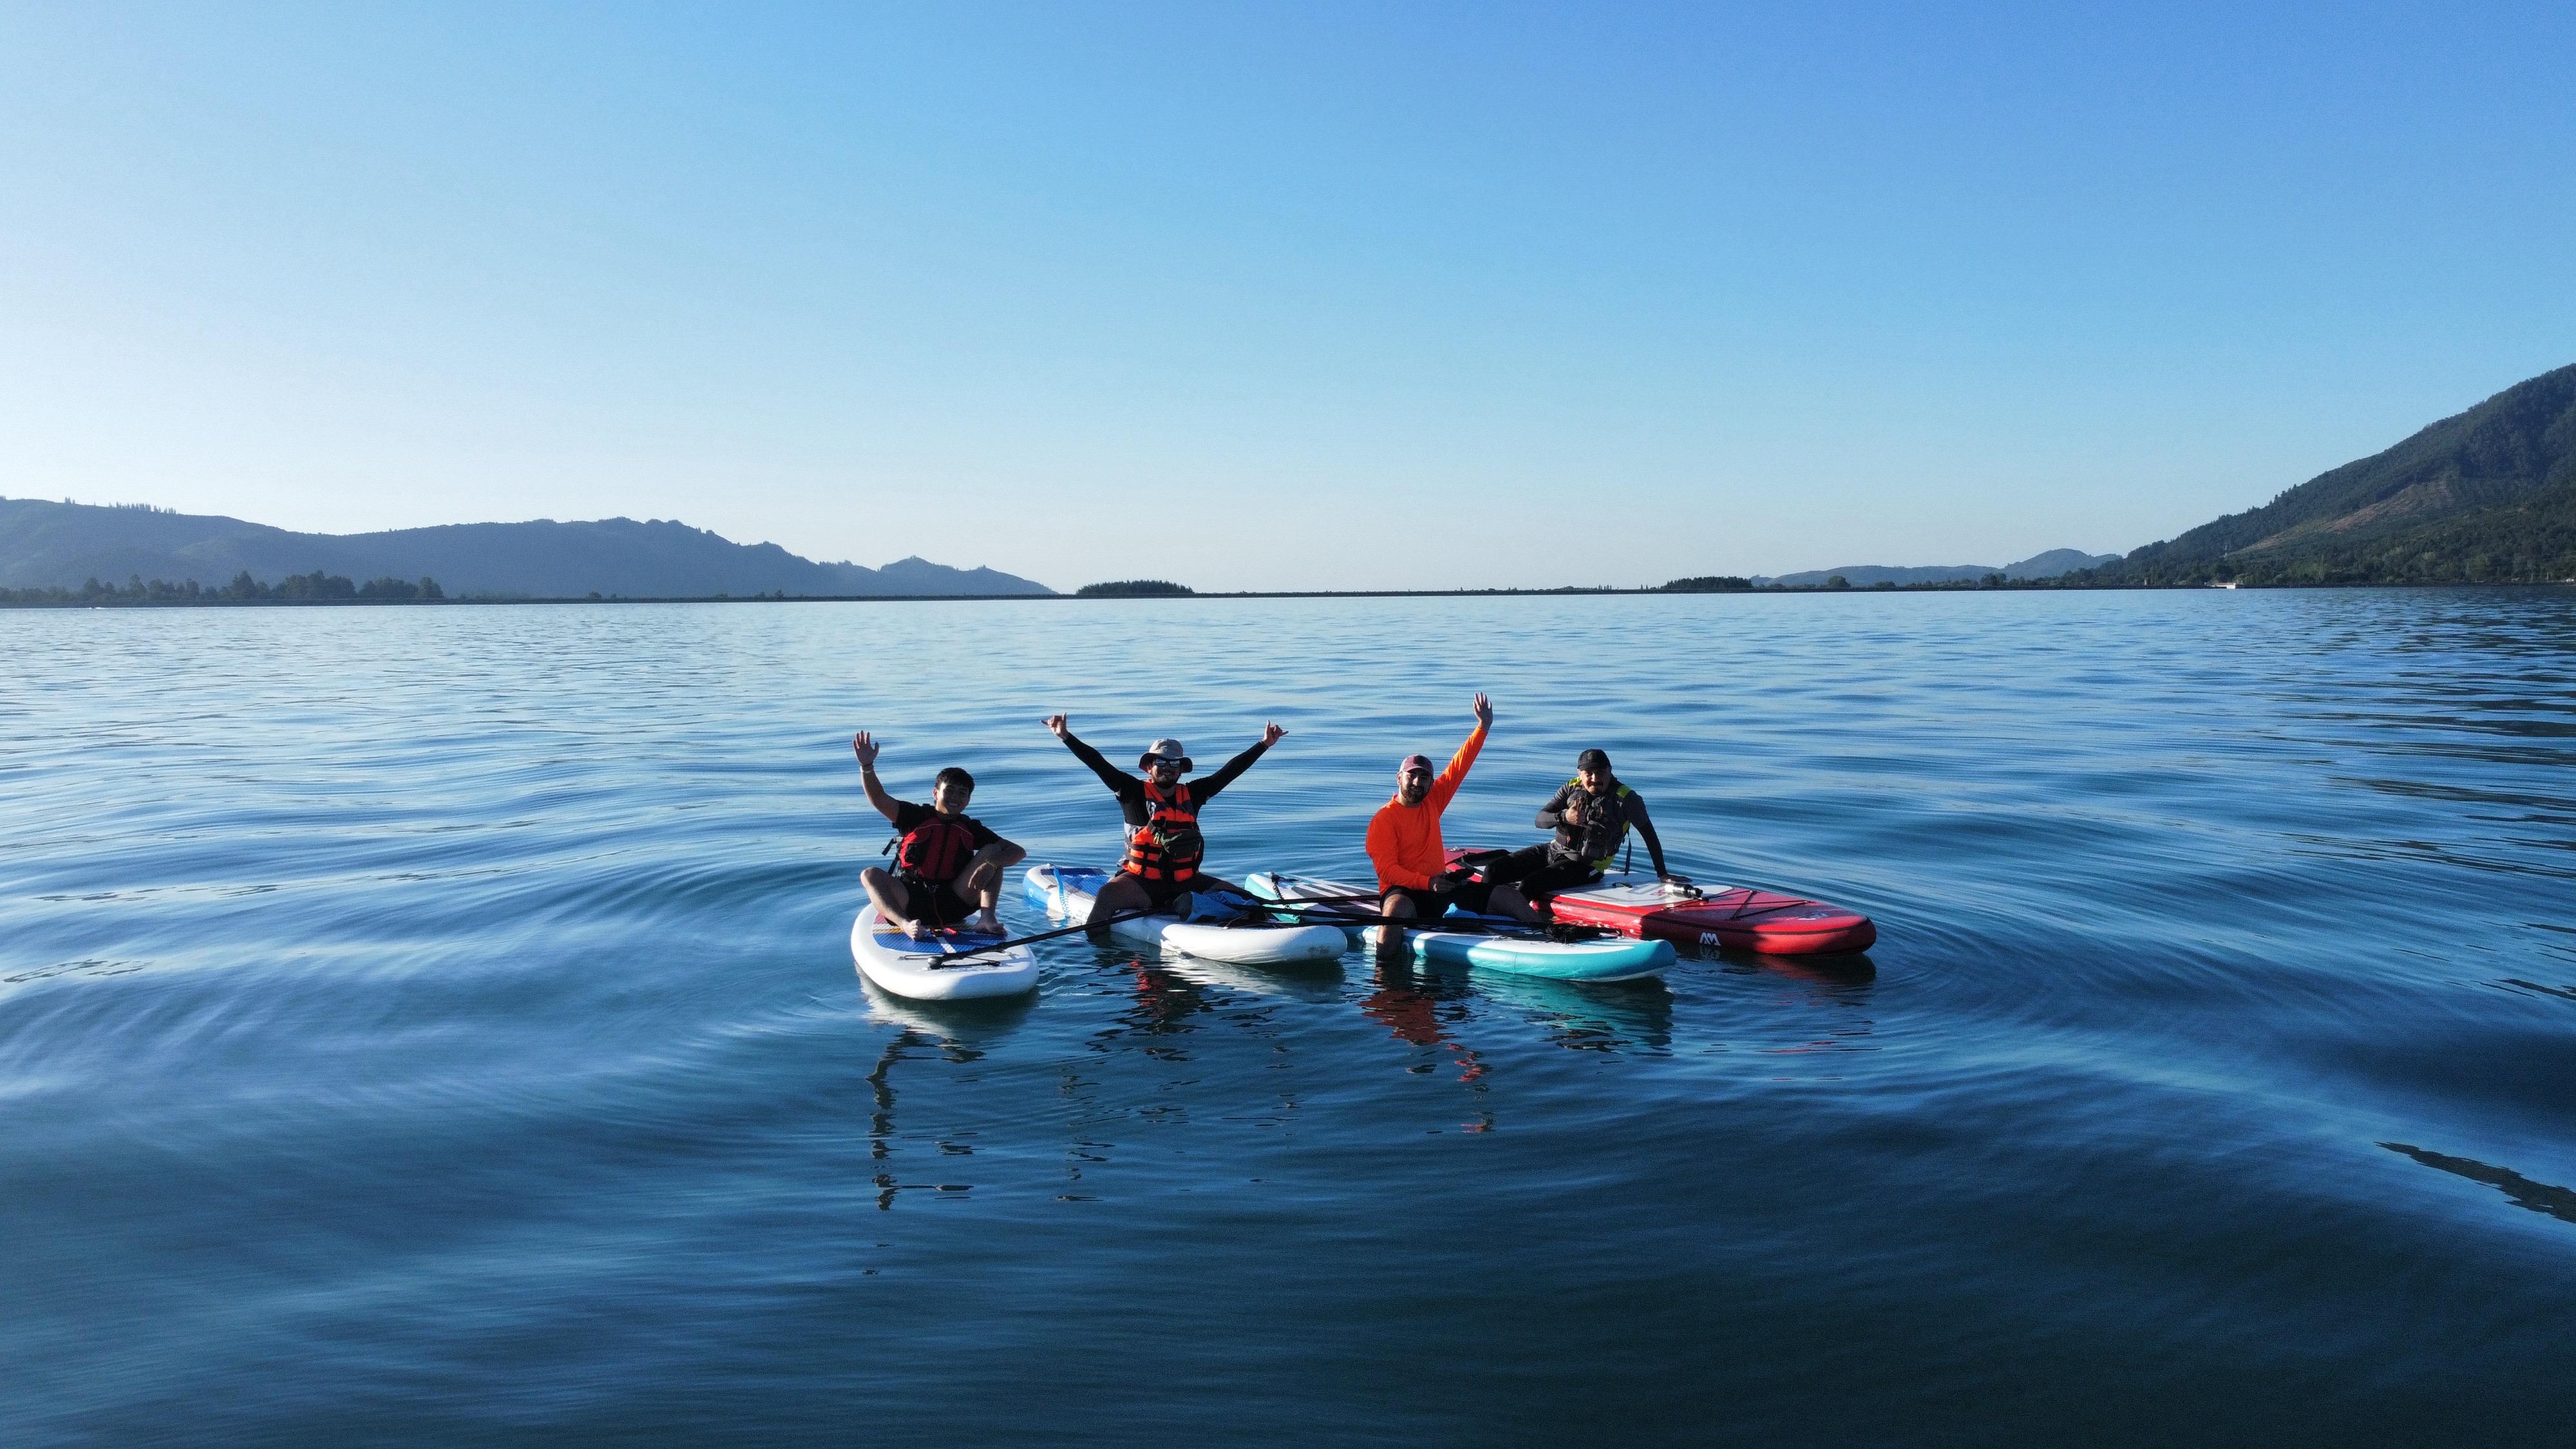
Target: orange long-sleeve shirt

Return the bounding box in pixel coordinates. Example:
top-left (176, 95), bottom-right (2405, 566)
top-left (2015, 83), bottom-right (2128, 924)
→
top-left (1365, 721), bottom-right (1487, 890)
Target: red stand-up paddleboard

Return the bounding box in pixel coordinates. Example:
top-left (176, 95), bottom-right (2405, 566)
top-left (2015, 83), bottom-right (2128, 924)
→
top-left (1452, 848), bottom-right (1877, 956)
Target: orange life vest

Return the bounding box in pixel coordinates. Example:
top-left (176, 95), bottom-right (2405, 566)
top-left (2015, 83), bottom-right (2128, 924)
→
top-left (1120, 780), bottom-right (1204, 882)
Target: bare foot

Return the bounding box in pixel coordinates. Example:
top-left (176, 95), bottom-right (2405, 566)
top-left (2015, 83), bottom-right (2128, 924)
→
top-left (972, 911), bottom-right (1002, 935)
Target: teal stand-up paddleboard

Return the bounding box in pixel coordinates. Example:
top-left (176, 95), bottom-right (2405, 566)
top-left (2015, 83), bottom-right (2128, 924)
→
top-left (1244, 871), bottom-right (1673, 983)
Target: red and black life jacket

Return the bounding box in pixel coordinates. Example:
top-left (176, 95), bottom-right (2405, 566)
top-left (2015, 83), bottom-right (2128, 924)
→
top-left (891, 813), bottom-right (978, 886)
top-left (1119, 779), bottom-right (1204, 882)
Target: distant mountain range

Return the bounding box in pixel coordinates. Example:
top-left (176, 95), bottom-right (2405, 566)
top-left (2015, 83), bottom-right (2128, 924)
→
top-left (28, 357), bottom-right (2570, 600)
top-left (2093, 362), bottom-right (2576, 585)
top-left (1754, 548), bottom-right (2120, 589)
top-left (0, 499), bottom-right (1054, 598)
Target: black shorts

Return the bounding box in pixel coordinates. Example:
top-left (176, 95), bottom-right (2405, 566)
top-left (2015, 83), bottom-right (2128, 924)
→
top-left (898, 875), bottom-right (978, 925)
top-left (1124, 871), bottom-right (1202, 908)
top-left (1383, 878), bottom-right (1495, 920)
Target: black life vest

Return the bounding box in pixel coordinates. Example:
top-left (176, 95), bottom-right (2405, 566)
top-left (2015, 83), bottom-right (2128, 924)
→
top-left (1119, 779), bottom-right (1204, 882)
top-left (1551, 779), bottom-right (1634, 867)
top-left (891, 813), bottom-right (979, 886)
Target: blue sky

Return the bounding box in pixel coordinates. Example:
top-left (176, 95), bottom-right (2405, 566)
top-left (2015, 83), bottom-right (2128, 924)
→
top-left (5, 1), bottom-right (2571, 591)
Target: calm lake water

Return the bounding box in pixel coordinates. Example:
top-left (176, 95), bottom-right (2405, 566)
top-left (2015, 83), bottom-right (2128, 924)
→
top-left (6, 590), bottom-right (2573, 1445)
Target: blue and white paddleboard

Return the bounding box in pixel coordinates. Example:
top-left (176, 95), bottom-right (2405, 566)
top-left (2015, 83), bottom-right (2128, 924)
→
top-left (1243, 870), bottom-right (1674, 983)
top-left (1023, 864), bottom-right (1345, 967)
top-left (851, 905), bottom-right (1039, 1000)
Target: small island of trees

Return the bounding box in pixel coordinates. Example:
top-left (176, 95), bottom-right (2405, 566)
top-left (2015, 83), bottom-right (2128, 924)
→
top-left (1076, 580), bottom-right (1193, 598)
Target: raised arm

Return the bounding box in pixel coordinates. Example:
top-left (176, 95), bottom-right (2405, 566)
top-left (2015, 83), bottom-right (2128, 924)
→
top-left (850, 732), bottom-right (905, 826)
top-left (1045, 715), bottom-right (1138, 798)
top-left (1428, 694), bottom-right (1492, 810)
top-left (1195, 721), bottom-right (1287, 801)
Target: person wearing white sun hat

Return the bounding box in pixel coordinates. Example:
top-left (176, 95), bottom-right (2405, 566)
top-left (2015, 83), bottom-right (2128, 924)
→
top-left (1043, 714), bottom-right (1288, 932)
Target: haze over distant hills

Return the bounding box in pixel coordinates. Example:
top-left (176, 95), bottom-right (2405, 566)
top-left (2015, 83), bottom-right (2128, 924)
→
top-left (1754, 549), bottom-right (2121, 589)
top-left (2091, 362), bottom-right (2576, 585)
top-left (0, 500), bottom-right (1054, 598)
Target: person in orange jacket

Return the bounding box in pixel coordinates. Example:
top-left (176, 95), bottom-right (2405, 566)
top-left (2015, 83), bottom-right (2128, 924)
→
top-left (1365, 692), bottom-right (1541, 925)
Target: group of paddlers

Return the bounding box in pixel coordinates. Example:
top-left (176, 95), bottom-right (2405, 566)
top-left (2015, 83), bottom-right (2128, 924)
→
top-left (851, 693), bottom-right (1674, 940)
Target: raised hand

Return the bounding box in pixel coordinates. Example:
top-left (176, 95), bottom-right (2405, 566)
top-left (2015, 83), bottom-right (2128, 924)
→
top-left (1043, 714), bottom-right (1070, 739)
top-left (1261, 721), bottom-right (1287, 747)
top-left (852, 731), bottom-right (880, 769)
top-left (1472, 692), bottom-right (1493, 728)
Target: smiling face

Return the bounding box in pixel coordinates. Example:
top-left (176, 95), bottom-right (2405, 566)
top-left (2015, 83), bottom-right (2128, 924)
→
top-left (1578, 764), bottom-right (1611, 793)
top-left (931, 778), bottom-right (974, 815)
top-left (1395, 762), bottom-right (1434, 805)
top-left (1146, 758), bottom-right (1183, 790)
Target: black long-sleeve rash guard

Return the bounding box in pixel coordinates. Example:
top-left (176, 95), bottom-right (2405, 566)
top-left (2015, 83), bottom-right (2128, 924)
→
top-left (1535, 779), bottom-right (1671, 876)
top-left (1058, 730), bottom-right (1274, 832)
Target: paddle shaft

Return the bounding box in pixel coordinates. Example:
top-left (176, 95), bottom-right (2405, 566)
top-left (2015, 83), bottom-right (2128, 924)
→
top-left (926, 905), bottom-right (1166, 965)
top-left (1247, 898), bottom-right (1614, 942)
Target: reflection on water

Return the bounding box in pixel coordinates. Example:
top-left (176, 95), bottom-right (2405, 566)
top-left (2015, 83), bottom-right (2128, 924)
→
top-left (1093, 956), bottom-right (1219, 1060)
top-left (1475, 972), bottom-right (1675, 1056)
top-left (1718, 952), bottom-right (1880, 1061)
top-left (861, 1028), bottom-right (973, 1209)
top-left (1721, 950), bottom-right (1879, 992)
top-left (1361, 956), bottom-right (1490, 1080)
top-left (2382, 1142), bottom-right (2576, 1225)
top-left (857, 985), bottom-right (1029, 1210)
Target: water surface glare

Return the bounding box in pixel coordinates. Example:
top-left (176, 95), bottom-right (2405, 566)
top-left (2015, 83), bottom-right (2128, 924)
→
top-left (6, 591), bottom-right (2573, 1444)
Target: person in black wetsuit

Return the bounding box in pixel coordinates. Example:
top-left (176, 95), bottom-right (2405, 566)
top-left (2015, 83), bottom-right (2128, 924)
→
top-left (853, 730), bottom-right (1027, 938)
top-left (1481, 748), bottom-right (1678, 908)
top-left (1042, 713), bottom-right (1287, 930)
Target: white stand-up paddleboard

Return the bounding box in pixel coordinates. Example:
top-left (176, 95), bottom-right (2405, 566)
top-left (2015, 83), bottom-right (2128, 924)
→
top-left (1023, 864), bottom-right (1345, 967)
top-left (1244, 870), bottom-right (1674, 983)
top-left (851, 905), bottom-right (1039, 1000)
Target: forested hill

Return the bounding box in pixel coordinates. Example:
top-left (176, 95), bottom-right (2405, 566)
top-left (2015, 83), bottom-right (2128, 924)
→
top-left (0, 500), bottom-right (1054, 598)
top-left (2095, 363), bottom-right (2576, 585)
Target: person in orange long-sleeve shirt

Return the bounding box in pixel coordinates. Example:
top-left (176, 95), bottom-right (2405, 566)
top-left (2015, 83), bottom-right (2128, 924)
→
top-left (1365, 692), bottom-right (1542, 925)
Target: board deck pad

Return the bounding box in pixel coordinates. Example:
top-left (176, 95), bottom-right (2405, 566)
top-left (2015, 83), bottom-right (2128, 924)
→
top-left (1449, 848), bottom-right (1877, 955)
